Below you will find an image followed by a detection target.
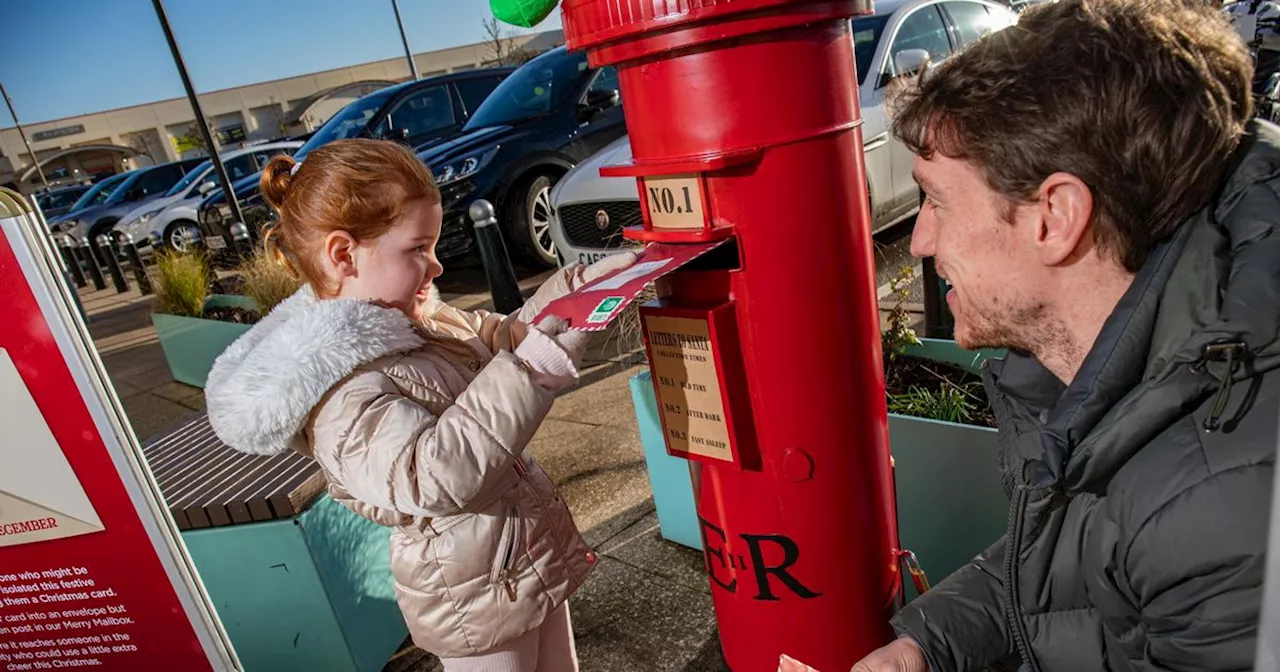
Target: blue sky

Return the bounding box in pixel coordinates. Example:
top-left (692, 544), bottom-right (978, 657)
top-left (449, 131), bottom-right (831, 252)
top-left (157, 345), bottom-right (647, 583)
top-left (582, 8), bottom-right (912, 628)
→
top-left (0, 0), bottom-right (563, 127)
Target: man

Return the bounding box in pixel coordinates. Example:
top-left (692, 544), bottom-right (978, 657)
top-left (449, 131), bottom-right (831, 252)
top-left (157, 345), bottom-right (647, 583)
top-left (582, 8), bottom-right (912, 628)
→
top-left (855, 0), bottom-right (1279, 670)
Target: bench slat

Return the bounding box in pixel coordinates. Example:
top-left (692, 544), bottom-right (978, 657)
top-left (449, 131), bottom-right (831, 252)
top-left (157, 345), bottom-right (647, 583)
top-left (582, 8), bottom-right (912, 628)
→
top-left (142, 413), bottom-right (324, 530)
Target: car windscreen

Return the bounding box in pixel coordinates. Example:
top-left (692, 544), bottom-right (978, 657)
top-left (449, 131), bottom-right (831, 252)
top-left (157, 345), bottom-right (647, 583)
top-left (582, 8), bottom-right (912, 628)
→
top-left (464, 51), bottom-right (589, 130)
top-left (166, 160), bottom-right (212, 197)
top-left (853, 15), bottom-right (891, 85)
top-left (294, 90), bottom-right (395, 160)
top-left (102, 171), bottom-right (145, 206)
top-left (70, 174), bottom-right (129, 211)
top-left (38, 188), bottom-right (87, 210)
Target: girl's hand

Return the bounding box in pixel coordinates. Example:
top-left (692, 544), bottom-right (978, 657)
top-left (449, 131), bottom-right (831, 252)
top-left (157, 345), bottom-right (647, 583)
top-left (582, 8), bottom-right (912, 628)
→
top-left (517, 252), bottom-right (639, 322)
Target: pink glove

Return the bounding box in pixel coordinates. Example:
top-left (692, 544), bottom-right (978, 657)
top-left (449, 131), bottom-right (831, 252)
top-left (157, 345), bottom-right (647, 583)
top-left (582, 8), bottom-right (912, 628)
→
top-left (516, 252), bottom-right (639, 323)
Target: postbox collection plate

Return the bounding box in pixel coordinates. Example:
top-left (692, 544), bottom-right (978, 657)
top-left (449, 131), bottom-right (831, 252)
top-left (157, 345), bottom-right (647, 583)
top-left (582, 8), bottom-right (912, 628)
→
top-left (640, 301), bottom-right (755, 468)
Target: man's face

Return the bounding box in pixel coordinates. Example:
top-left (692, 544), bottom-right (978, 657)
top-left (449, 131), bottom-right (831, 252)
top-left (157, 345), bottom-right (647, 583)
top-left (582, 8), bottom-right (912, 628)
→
top-left (910, 153), bottom-right (1047, 352)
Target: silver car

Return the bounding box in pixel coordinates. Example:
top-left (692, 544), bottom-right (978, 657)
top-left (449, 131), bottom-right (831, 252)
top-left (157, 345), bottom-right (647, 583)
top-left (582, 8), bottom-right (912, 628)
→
top-left (549, 0), bottom-right (1016, 266)
top-left (115, 141), bottom-right (301, 253)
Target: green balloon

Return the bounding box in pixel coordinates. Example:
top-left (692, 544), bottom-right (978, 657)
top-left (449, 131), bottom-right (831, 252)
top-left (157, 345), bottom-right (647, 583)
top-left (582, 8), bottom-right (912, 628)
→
top-left (490, 0), bottom-right (560, 28)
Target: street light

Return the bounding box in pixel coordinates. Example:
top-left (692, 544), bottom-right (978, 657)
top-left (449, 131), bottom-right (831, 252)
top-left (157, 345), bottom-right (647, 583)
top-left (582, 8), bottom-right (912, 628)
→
top-left (391, 0), bottom-right (421, 80)
top-left (150, 0), bottom-right (245, 228)
top-left (0, 79), bottom-right (49, 189)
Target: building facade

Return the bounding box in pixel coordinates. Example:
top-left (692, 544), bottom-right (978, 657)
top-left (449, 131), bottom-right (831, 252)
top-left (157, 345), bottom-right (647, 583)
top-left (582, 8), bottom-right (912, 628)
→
top-left (0, 31), bottom-right (562, 194)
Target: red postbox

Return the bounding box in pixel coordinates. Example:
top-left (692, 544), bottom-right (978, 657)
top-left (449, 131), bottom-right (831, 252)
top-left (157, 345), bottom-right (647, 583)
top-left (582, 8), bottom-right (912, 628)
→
top-left (560, 1), bottom-right (900, 669)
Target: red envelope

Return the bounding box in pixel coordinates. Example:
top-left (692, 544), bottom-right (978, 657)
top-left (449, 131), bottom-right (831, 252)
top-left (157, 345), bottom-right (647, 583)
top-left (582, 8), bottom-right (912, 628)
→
top-left (534, 239), bottom-right (730, 331)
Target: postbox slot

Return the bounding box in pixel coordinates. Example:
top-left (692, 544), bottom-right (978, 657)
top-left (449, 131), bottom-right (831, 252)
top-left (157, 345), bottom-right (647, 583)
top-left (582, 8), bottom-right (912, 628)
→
top-left (674, 238), bottom-right (741, 273)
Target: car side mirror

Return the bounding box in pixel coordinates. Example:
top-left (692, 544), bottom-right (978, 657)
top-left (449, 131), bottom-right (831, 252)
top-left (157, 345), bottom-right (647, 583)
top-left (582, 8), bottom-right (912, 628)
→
top-left (198, 181), bottom-right (217, 196)
top-left (582, 89), bottom-right (621, 117)
top-left (381, 127), bottom-right (411, 142)
top-left (893, 49), bottom-right (932, 79)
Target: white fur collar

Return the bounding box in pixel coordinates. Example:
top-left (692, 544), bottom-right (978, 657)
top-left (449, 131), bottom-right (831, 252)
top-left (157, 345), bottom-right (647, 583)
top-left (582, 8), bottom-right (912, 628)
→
top-left (205, 286), bottom-right (428, 456)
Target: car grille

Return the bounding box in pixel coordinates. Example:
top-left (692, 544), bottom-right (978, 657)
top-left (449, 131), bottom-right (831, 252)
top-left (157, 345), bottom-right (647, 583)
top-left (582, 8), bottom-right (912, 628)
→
top-left (557, 201), bottom-right (642, 249)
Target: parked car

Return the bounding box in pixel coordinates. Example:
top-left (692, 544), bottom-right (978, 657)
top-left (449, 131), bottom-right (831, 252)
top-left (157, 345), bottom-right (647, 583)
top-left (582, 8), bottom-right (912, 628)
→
top-left (115, 141), bottom-right (301, 253)
top-left (48, 172), bottom-right (133, 230)
top-left (419, 46), bottom-right (627, 268)
top-left (197, 67), bottom-right (514, 252)
top-left (548, 0), bottom-right (1015, 266)
top-left (54, 158), bottom-right (207, 245)
top-left (34, 184), bottom-right (93, 220)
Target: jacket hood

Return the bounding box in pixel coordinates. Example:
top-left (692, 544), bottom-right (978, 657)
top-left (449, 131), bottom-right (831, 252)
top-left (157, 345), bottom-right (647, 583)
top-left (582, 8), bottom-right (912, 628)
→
top-left (205, 287), bottom-right (430, 456)
top-left (988, 120), bottom-right (1280, 493)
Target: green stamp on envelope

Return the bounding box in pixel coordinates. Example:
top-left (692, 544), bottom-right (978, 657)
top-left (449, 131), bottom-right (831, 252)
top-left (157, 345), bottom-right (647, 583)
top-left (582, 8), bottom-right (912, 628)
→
top-left (587, 297), bottom-right (625, 324)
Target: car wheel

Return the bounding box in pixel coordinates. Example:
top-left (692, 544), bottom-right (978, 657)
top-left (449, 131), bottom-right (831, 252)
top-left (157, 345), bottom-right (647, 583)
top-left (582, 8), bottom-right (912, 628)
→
top-left (165, 221), bottom-right (201, 253)
top-left (504, 174), bottom-right (559, 269)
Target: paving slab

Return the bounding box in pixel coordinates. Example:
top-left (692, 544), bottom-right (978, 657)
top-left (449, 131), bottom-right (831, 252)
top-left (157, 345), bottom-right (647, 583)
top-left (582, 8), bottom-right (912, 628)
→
top-left (599, 511), bottom-right (711, 596)
top-left (549, 362), bottom-right (645, 430)
top-left (151, 380), bottom-right (205, 405)
top-left (571, 555), bottom-right (722, 672)
top-left (120, 393), bottom-right (200, 443)
top-left (527, 417), bottom-right (651, 535)
top-left (583, 499), bottom-right (658, 551)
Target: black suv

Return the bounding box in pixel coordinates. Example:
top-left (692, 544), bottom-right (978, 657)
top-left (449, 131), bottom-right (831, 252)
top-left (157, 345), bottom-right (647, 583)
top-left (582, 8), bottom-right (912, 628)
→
top-left (196, 67), bottom-right (514, 255)
top-left (420, 46), bottom-right (627, 268)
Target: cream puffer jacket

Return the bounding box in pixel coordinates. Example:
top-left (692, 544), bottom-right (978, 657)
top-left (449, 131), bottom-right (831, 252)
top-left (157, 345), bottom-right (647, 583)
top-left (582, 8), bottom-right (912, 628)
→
top-left (204, 286), bottom-right (595, 658)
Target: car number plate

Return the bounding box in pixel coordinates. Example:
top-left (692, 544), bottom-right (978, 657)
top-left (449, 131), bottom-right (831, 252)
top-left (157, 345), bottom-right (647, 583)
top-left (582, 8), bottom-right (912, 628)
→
top-left (205, 236), bottom-right (227, 250)
top-left (642, 174), bottom-right (706, 230)
top-left (578, 251), bottom-right (617, 265)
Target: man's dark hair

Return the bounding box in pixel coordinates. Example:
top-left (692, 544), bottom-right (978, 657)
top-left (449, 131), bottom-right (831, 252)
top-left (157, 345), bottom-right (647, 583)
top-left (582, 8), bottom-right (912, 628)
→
top-left (890, 0), bottom-right (1254, 272)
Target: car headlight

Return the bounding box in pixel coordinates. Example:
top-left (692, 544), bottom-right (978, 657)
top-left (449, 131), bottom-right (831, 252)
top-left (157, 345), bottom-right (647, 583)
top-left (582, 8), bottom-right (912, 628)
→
top-left (433, 146), bottom-right (500, 187)
top-left (136, 208), bottom-right (164, 225)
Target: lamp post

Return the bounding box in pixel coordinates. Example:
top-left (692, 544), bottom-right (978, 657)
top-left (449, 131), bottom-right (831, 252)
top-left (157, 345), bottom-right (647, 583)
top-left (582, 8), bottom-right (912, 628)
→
top-left (0, 79), bottom-right (48, 189)
top-left (150, 0), bottom-right (245, 228)
top-left (391, 0), bottom-right (421, 80)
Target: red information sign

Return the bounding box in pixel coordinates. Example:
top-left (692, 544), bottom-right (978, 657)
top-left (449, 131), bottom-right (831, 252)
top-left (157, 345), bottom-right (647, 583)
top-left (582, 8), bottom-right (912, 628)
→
top-left (0, 199), bottom-right (235, 670)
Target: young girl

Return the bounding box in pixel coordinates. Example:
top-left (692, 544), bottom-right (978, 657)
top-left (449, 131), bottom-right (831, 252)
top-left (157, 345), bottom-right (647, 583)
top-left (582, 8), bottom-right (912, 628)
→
top-left (204, 139), bottom-right (634, 671)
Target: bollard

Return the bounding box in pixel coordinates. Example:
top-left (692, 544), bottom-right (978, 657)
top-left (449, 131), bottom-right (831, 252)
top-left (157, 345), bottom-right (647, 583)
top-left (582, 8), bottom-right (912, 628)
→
top-left (119, 233), bottom-right (152, 295)
top-left (921, 256), bottom-right (954, 340)
top-left (96, 234), bottom-right (130, 294)
top-left (78, 237), bottom-right (107, 291)
top-left (229, 221), bottom-right (253, 259)
top-left (469, 200), bottom-right (524, 316)
top-left (58, 234), bottom-right (87, 288)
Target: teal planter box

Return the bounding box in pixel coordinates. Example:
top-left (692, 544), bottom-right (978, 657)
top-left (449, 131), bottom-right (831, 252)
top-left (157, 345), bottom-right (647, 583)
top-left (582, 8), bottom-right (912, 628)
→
top-left (630, 371), bottom-right (703, 550)
top-left (182, 495), bottom-right (406, 672)
top-left (152, 295), bottom-right (256, 388)
top-left (629, 339), bottom-right (1009, 597)
top-left (891, 338), bottom-right (1006, 600)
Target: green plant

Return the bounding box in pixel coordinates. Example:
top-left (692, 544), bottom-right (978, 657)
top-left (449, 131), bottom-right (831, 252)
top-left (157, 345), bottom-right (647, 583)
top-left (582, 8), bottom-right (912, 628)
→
top-left (882, 264), bottom-right (922, 360)
top-left (237, 249), bottom-right (302, 314)
top-left (887, 383), bottom-right (980, 424)
top-left (152, 251), bottom-right (210, 318)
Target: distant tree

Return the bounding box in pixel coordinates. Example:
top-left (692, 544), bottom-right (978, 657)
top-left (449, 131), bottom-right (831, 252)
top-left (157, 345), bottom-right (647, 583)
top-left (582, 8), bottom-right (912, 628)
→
top-left (124, 133), bottom-right (155, 163)
top-left (177, 117), bottom-right (218, 154)
top-left (483, 16), bottom-right (538, 65)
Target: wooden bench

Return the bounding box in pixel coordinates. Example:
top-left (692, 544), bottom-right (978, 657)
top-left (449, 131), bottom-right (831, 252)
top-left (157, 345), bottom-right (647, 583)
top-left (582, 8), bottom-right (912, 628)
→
top-left (145, 412), bottom-right (406, 672)
top-left (144, 414), bottom-right (325, 529)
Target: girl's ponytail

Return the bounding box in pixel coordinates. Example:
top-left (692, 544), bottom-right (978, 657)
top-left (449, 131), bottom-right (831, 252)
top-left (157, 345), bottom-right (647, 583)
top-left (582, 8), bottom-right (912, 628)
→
top-left (260, 154), bottom-right (297, 211)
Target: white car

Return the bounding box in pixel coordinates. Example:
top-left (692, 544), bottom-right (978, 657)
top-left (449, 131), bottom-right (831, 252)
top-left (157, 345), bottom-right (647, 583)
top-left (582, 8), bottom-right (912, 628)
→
top-left (115, 141), bottom-right (301, 252)
top-left (549, 0), bottom-right (1016, 266)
